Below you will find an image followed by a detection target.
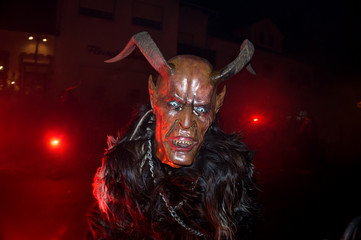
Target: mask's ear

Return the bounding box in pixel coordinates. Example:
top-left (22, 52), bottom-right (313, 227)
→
top-left (215, 85), bottom-right (226, 114)
top-left (148, 75), bottom-right (156, 111)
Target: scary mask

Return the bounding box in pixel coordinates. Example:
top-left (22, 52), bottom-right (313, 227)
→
top-left (105, 32), bottom-right (255, 168)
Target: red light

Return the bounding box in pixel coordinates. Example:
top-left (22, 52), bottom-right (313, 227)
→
top-left (252, 115), bottom-right (261, 124)
top-left (50, 138), bottom-right (60, 147)
top-left (45, 131), bottom-right (65, 152)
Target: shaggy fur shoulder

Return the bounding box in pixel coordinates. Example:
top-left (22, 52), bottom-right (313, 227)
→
top-left (87, 108), bottom-right (258, 240)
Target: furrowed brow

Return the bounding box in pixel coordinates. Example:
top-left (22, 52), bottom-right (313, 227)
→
top-left (173, 93), bottom-right (186, 104)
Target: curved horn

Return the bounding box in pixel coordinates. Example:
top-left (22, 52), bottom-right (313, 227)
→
top-left (210, 39), bottom-right (255, 85)
top-left (105, 31), bottom-right (173, 77)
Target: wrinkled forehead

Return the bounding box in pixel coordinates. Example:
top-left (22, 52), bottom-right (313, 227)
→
top-left (156, 55), bottom-right (216, 103)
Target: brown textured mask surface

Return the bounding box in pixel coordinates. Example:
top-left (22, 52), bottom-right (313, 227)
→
top-left (149, 55), bottom-right (226, 168)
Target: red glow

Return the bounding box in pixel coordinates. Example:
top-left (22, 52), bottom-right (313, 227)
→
top-left (252, 115), bottom-right (261, 124)
top-left (50, 138), bottom-right (60, 148)
top-left (44, 131), bottom-right (66, 153)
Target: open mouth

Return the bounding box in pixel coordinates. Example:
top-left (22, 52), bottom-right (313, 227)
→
top-left (167, 137), bottom-right (197, 151)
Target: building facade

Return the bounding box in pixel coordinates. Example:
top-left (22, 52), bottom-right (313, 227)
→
top-left (1, 0), bottom-right (321, 154)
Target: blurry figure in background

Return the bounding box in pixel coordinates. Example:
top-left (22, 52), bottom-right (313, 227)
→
top-left (296, 110), bottom-right (312, 135)
top-left (59, 80), bottom-right (81, 109)
top-left (87, 32), bottom-right (259, 239)
top-left (57, 80), bottom-right (82, 125)
top-left (284, 109), bottom-right (319, 173)
top-left (298, 110), bottom-right (320, 174)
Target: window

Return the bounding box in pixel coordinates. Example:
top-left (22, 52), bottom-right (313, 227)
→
top-left (269, 35), bottom-right (273, 47)
top-left (19, 53), bottom-right (52, 94)
top-left (260, 32), bottom-right (265, 45)
top-left (79, 0), bottom-right (116, 20)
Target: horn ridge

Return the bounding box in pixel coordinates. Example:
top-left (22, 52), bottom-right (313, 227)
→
top-left (210, 39), bottom-right (255, 85)
top-left (104, 31), bottom-right (172, 76)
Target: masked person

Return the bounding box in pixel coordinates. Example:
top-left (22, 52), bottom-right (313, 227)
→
top-left (87, 32), bottom-right (258, 240)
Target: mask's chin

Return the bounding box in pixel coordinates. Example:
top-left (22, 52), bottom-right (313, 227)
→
top-left (155, 141), bottom-right (197, 168)
top-left (171, 154), bottom-right (194, 168)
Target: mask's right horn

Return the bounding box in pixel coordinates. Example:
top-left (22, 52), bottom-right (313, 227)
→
top-left (104, 31), bottom-right (173, 78)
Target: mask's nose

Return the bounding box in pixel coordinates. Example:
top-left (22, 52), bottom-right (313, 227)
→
top-left (178, 106), bottom-right (196, 129)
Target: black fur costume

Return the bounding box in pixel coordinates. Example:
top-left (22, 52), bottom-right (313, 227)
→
top-left (87, 106), bottom-right (258, 240)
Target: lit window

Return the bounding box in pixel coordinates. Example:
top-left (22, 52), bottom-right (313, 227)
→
top-left (357, 101), bottom-right (361, 109)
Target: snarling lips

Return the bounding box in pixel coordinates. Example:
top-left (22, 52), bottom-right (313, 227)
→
top-left (167, 137), bottom-right (198, 151)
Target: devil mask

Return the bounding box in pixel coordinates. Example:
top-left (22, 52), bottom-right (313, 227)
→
top-left (106, 32), bottom-right (254, 168)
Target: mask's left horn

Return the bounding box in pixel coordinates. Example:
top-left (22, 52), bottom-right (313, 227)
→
top-left (210, 39), bottom-right (255, 86)
top-left (105, 31), bottom-right (173, 77)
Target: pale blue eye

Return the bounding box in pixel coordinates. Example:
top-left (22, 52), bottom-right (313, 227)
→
top-left (168, 101), bottom-right (182, 110)
top-left (194, 106), bottom-right (207, 114)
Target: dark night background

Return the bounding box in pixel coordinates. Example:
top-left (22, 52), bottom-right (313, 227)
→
top-left (204, 0), bottom-right (361, 75)
top-left (1, 0), bottom-right (361, 239)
